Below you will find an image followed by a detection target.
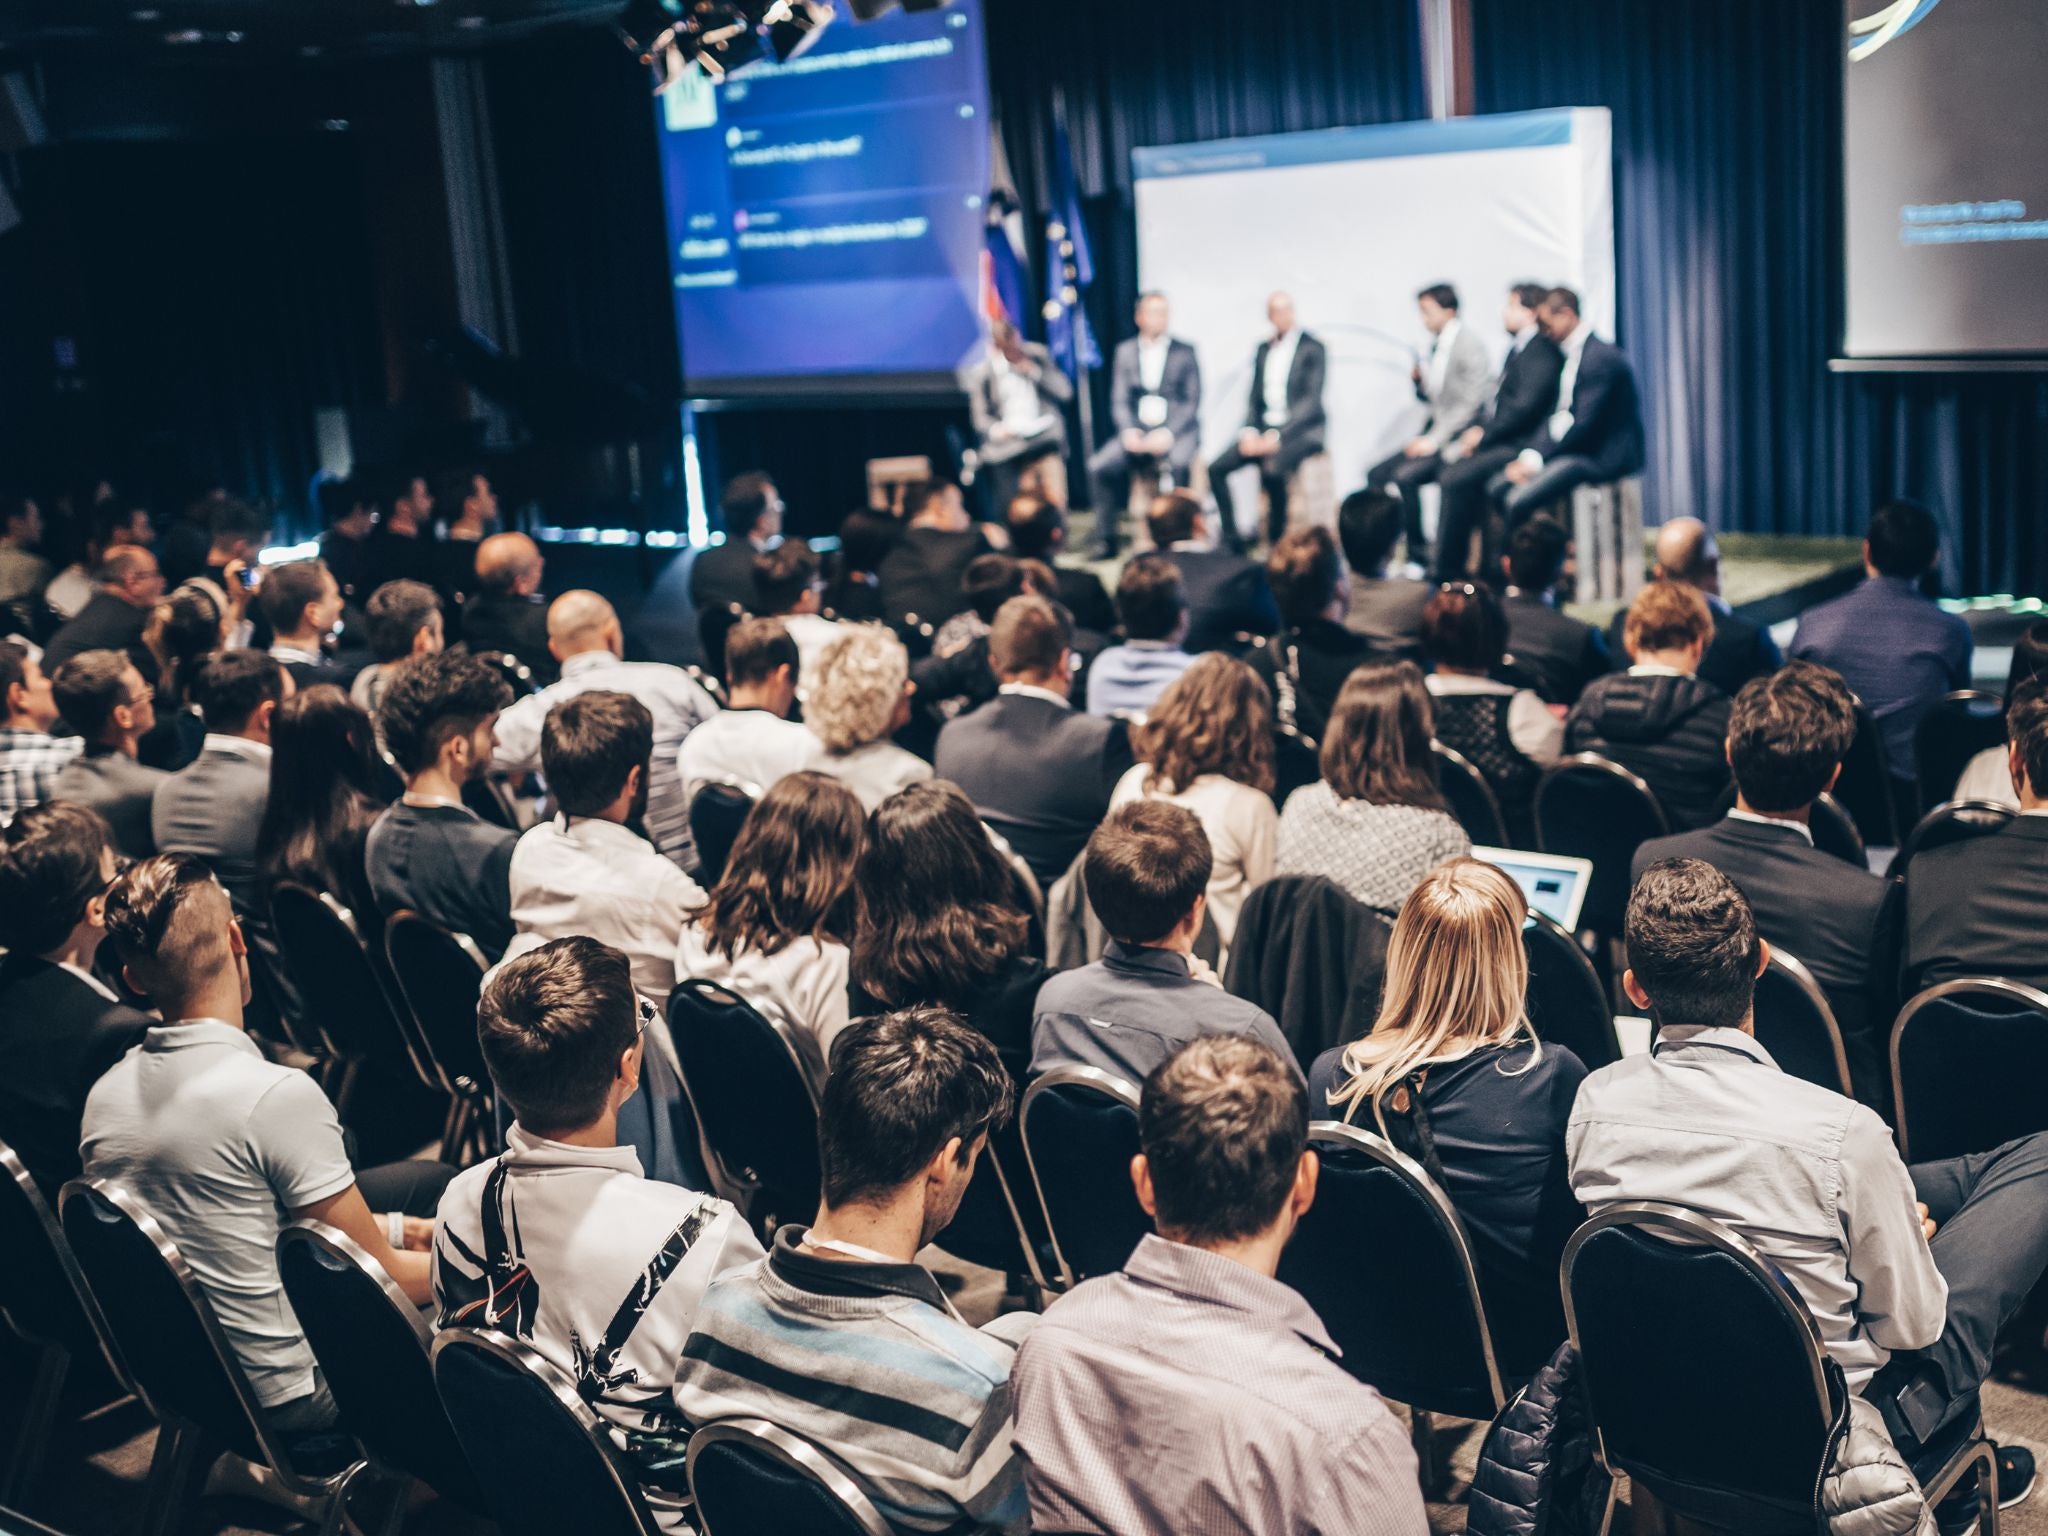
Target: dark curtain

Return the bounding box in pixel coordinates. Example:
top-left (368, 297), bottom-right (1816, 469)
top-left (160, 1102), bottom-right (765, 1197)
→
top-left (1471, 0), bottom-right (2048, 597)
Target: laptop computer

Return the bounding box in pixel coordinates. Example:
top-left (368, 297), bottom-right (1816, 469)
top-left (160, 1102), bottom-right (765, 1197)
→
top-left (1471, 846), bottom-right (1594, 934)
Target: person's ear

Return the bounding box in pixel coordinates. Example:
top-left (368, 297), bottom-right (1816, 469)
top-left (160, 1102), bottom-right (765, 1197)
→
top-left (926, 1135), bottom-right (964, 1191)
top-left (1824, 762), bottom-right (1843, 795)
top-left (85, 891), bottom-right (110, 931)
top-left (776, 663), bottom-right (795, 693)
top-left (1291, 1149), bottom-right (1319, 1219)
top-left (412, 626), bottom-right (436, 658)
top-left (121, 963), bottom-right (141, 996)
top-left (624, 763), bottom-right (644, 805)
top-left (1131, 1153), bottom-right (1158, 1221)
top-left (2011, 739), bottom-right (2027, 798)
top-left (227, 917), bottom-right (248, 960)
top-left (549, 633), bottom-right (568, 664)
top-left (1621, 967), bottom-right (1652, 1011)
top-left (1755, 936), bottom-right (1772, 979)
top-left (1724, 736), bottom-right (1736, 771)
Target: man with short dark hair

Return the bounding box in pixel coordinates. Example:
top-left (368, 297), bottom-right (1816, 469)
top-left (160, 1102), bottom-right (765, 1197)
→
top-left (676, 616), bottom-right (823, 803)
top-left (1031, 803), bottom-right (1287, 1084)
top-left (1367, 282), bottom-right (1494, 573)
top-left (1337, 487), bottom-right (1429, 657)
top-left (751, 540), bottom-right (841, 683)
top-left (351, 578), bottom-right (444, 733)
top-left (1486, 286), bottom-right (1644, 527)
top-left (364, 473), bottom-right (435, 593)
top-left (1632, 662), bottom-right (1895, 1105)
top-left (1145, 490), bottom-right (1279, 654)
top-left (1013, 1034), bottom-right (1424, 1536)
top-left (1246, 525), bottom-right (1375, 748)
top-left (463, 531), bottom-right (555, 685)
top-left (877, 479), bottom-right (991, 628)
top-left (675, 1008), bottom-right (1030, 1533)
top-left (43, 544), bottom-right (166, 681)
top-left (1610, 518), bottom-right (1779, 697)
top-left (260, 558), bottom-right (349, 689)
top-left (1500, 513), bottom-right (1608, 705)
top-left (150, 649), bottom-right (292, 916)
top-left (688, 471), bottom-right (783, 618)
top-left (1571, 860), bottom-right (2048, 1519)
top-left (436, 937), bottom-right (759, 1532)
top-left (315, 478), bottom-right (376, 603)
top-left (51, 649), bottom-right (167, 855)
top-left (0, 642), bottom-right (83, 822)
top-left (1089, 292), bottom-right (1202, 558)
top-left (1086, 556), bottom-right (1193, 716)
top-left (1005, 494), bottom-right (1114, 633)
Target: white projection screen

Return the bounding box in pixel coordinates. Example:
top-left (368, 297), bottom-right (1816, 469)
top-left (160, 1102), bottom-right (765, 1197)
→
top-left (1133, 109), bottom-right (1616, 500)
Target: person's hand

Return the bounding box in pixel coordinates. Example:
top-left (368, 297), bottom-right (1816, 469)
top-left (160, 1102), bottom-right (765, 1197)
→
top-left (1457, 425), bottom-right (1484, 453)
top-left (1185, 954), bottom-right (1223, 989)
top-left (221, 559), bottom-right (254, 617)
top-left (1237, 427), bottom-right (1262, 456)
top-left (1259, 430), bottom-right (1282, 455)
top-left (1917, 1202), bottom-right (1936, 1242)
top-left (1504, 459), bottom-right (1536, 486)
top-left (1404, 437), bottom-right (1434, 458)
top-left (989, 423), bottom-right (1015, 443)
top-left (1121, 428), bottom-right (1148, 454)
top-left (1144, 427), bottom-right (1174, 456)
top-left (402, 1215), bottom-right (436, 1252)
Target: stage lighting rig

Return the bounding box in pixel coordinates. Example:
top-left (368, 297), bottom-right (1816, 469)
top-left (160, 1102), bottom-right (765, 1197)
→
top-left (623, 0), bottom-right (837, 91)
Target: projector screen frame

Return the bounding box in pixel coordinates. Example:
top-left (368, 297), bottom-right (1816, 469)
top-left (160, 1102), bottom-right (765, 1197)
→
top-left (1829, 356), bottom-right (2048, 373)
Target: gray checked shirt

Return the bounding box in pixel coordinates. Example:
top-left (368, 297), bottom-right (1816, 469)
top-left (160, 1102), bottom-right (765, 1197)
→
top-left (1028, 941), bottom-right (1292, 1087)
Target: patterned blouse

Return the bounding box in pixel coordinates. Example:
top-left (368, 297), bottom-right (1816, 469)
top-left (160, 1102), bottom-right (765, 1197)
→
top-left (1273, 782), bottom-right (1470, 914)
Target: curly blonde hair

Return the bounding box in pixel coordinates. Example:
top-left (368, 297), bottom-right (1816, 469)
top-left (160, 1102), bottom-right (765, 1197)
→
top-left (805, 625), bottom-right (909, 754)
top-left (1133, 653), bottom-right (1276, 795)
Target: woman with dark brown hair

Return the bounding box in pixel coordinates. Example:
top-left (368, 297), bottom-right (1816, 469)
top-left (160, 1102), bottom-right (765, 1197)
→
top-left (1111, 653), bottom-right (1278, 954)
top-left (256, 684), bottom-right (386, 931)
top-left (675, 770), bottom-right (865, 1074)
top-left (1275, 659), bottom-right (1469, 912)
top-left (1421, 581), bottom-right (1560, 847)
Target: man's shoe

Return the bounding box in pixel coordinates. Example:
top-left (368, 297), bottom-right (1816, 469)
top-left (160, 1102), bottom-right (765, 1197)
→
top-left (1997, 1443), bottom-right (2037, 1508)
top-left (1934, 1442), bottom-right (2036, 1536)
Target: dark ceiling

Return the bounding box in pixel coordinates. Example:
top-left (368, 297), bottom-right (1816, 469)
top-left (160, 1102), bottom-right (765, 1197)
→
top-left (0, 0), bottom-right (631, 60)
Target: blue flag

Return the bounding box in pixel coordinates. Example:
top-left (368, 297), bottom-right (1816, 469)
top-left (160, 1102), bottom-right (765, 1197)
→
top-left (1044, 116), bottom-right (1101, 377)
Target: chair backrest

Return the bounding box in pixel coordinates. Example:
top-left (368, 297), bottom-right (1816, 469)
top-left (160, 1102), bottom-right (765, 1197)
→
top-left (667, 980), bottom-right (820, 1224)
top-left (1521, 911), bottom-right (1621, 1070)
top-left (700, 602), bottom-right (746, 681)
top-left (687, 1418), bottom-right (892, 1536)
top-left (0, 1140), bottom-right (117, 1371)
top-left (1019, 1067), bottom-right (1147, 1288)
top-left (1832, 701), bottom-right (1898, 848)
top-left (689, 780), bottom-right (758, 888)
top-left (1914, 690), bottom-right (2006, 816)
top-left (277, 1221), bottom-right (485, 1512)
top-left (383, 910), bottom-right (493, 1102)
top-left (1808, 791), bottom-right (1867, 870)
top-left (1753, 949), bottom-right (1853, 1098)
top-left (1534, 754), bottom-right (1669, 938)
top-left (474, 650), bottom-right (538, 700)
top-left (270, 883), bottom-right (432, 1089)
top-left (1272, 723), bottom-right (1320, 807)
top-left (1276, 1123), bottom-right (1505, 1420)
top-left (1891, 799), bottom-right (2014, 882)
top-left (432, 1328), bottom-right (660, 1536)
top-left (1563, 1204), bottom-right (1836, 1531)
top-left (1433, 740), bottom-right (1508, 848)
top-left (1891, 977), bottom-right (2048, 1163)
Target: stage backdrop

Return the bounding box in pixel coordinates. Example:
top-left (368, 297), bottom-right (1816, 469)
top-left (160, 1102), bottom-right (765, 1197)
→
top-left (1133, 108), bottom-right (1613, 502)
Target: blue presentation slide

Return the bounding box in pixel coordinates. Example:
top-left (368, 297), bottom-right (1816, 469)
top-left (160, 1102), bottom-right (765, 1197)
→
top-left (655, 0), bottom-right (990, 396)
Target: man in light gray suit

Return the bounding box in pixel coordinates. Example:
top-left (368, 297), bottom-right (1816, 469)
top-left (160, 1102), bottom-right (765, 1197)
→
top-left (1366, 283), bottom-right (1494, 573)
top-left (151, 648), bottom-right (292, 920)
top-left (50, 649), bottom-right (169, 858)
top-left (961, 318), bottom-right (1074, 518)
top-left (1088, 291), bottom-right (1202, 558)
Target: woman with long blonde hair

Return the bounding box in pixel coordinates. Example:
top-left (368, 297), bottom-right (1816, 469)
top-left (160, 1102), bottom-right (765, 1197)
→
top-left (1308, 858), bottom-right (1586, 1374)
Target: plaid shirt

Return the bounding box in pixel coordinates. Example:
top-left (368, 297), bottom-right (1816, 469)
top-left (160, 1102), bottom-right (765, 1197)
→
top-left (0, 729), bottom-right (84, 823)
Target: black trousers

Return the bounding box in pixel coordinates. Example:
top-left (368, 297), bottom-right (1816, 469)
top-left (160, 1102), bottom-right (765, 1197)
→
top-left (1087, 438), bottom-right (1197, 556)
top-left (1365, 447), bottom-right (1446, 568)
top-left (976, 440), bottom-right (1063, 522)
top-left (1210, 435), bottom-right (1323, 549)
top-left (1436, 445), bottom-right (1522, 582)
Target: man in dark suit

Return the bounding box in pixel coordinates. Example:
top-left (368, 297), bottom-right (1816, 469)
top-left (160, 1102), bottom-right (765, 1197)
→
top-left (51, 649), bottom-right (169, 857)
top-left (43, 544), bottom-right (167, 683)
top-left (1207, 292), bottom-right (1327, 551)
top-left (1336, 488), bottom-right (1430, 658)
top-left (1435, 283), bottom-right (1565, 581)
top-left (688, 472), bottom-right (783, 621)
top-left (1488, 286), bottom-right (1644, 528)
top-left (0, 802), bottom-right (153, 1197)
top-left (151, 650), bottom-right (290, 922)
top-left (1633, 662), bottom-right (1897, 1108)
top-left (1004, 495), bottom-right (1114, 635)
top-left (1087, 292), bottom-right (1201, 558)
top-left (1367, 283), bottom-right (1495, 574)
top-left (877, 480), bottom-right (992, 629)
top-left (461, 532), bottom-right (556, 685)
top-left (259, 558), bottom-right (351, 691)
top-left (934, 594), bottom-right (1132, 887)
top-left (1605, 519), bottom-right (1780, 698)
top-left (1145, 492), bottom-right (1279, 655)
top-left (1500, 515), bottom-right (1608, 706)
top-left (363, 473), bottom-right (437, 597)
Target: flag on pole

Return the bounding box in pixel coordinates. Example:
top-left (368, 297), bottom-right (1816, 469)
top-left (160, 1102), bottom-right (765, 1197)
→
top-left (983, 120), bottom-right (1030, 329)
top-left (1043, 113), bottom-right (1101, 377)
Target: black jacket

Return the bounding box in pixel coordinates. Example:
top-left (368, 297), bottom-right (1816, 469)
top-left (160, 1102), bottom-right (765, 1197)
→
top-left (1906, 816), bottom-right (2048, 993)
top-left (1246, 620), bottom-right (1379, 747)
top-left (1241, 332), bottom-right (1328, 449)
top-left (1160, 547), bottom-right (1280, 655)
top-left (1525, 336), bottom-right (1644, 481)
top-left (687, 539), bottom-right (762, 620)
top-left (1475, 334), bottom-right (1566, 453)
top-left (1607, 597), bottom-right (1782, 700)
top-left (1564, 671), bottom-right (1732, 830)
top-left (933, 692), bottom-right (1131, 886)
top-left (0, 955), bottom-right (152, 1199)
top-left (1466, 1341), bottom-right (1613, 1536)
top-left (461, 591), bottom-right (558, 686)
top-left (1505, 592), bottom-right (1609, 706)
top-left (1052, 564), bottom-right (1116, 636)
top-left (44, 591), bottom-right (157, 684)
top-left (1224, 875), bottom-right (1392, 1071)
top-left (878, 526), bottom-right (992, 629)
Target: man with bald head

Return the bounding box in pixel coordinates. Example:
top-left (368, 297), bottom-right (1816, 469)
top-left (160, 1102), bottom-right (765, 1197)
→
top-left (491, 589), bottom-right (717, 873)
top-left (1606, 517), bottom-right (1781, 697)
top-left (462, 531), bottom-right (556, 685)
top-left (1208, 292), bottom-right (1327, 552)
top-left (44, 543), bottom-right (168, 682)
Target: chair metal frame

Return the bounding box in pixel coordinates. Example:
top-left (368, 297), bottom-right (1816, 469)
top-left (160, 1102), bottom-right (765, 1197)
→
top-left (667, 978), bottom-right (823, 1218)
top-left (1890, 976), bottom-right (2048, 1164)
top-left (1809, 790), bottom-right (1868, 870)
top-left (1914, 689), bottom-right (2007, 816)
top-left (430, 1326), bottom-right (663, 1536)
top-left (1759, 948), bottom-right (1855, 1099)
top-left (1523, 908), bottom-right (1622, 1068)
top-left (1018, 1065), bottom-right (1144, 1291)
top-left (382, 910), bottom-right (497, 1164)
top-left (686, 1417), bottom-right (893, 1536)
top-left (1432, 739), bottom-right (1509, 848)
top-left (1561, 1202), bottom-right (1994, 1536)
top-left (1891, 800), bottom-right (2015, 883)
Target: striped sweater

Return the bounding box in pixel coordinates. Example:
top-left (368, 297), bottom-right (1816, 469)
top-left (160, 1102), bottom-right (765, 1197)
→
top-left (673, 1225), bottom-right (1036, 1534)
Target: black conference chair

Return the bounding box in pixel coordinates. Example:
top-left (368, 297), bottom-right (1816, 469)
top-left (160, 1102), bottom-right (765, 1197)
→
top-left (667, 980), bottom-right (821, 1232)
top-left (1272, 722), bottom-right (1321, 808)
top-left (277, 1221), bottom-right (487, 1523)
top-left (1753, 949), bottom-right (1854, 1098)
top-left (1891, 800), bottom-right (2013, 883)
top-left (684, 663), bottom-right (727, 708)
top-left (59, 1181), bottom-right (358, 1536)
top-left (432, 1329), bottom-right (662, 1536)
top-left (1433, 741), bottom-right (1509, 848)
top-left (1019, 1066), bottom-right (1147, 1288)
top-left (1809, 790), bottom-right (1868, 870)
top-left (687, 1418), bottom-right (892, 1536)
top-left (1564, 1204), bottom-right (1993, 1535)
top-left (1892, 977), bottom-right (2048, 1164)
top-left (1834, 701), bottom-right (1901, 849)
top-left (383, 911), bottom-right (497, 1164)
top-left (1915, 690), bottom-right (2006, 816)
top-left (1521, 911), bottom-right (1621, 1070)
top-left (689, 780), bottom-right (758, 888)
top-left (1534, 754), bottom-right (1669, 943)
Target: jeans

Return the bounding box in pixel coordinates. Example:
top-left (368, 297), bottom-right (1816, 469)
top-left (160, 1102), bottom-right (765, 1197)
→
top-left (266, 1369), bottom-right (342, 1439)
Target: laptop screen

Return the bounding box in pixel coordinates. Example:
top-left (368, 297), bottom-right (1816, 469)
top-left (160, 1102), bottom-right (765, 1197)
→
top-left (1471, 846), bottom-right (1593, 933)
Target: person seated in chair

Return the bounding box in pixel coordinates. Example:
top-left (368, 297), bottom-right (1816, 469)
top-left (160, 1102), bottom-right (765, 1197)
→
top-left (1500, 514), bottom-right (1609, 707)
top-left (676, 617), bottom-right (824, 805)
top-left (1337, 488), bottom-right (1430, 659)
top-left (1145, 491), bottom-right (1279, 655)
top-left (1005, 495), bottom-right (1114, 634)
top-left (1606, 518), bottom-right (1777, 699)
top-left (462, 532), bottom-right (555, 686)
top-left (349, 579), bottom-right (443, 741)
top-left (1030, 801), bottom-right (1287, 1085)
top-left (1421, 581), bottom-right (1561, 847)
top-left (1570, 860), bottom-right (2048, 1524)
top-left (674, 1007), bottom-right (1035, 1535)
top-left (0, 641), bottom-right (84, 824)
top-left (435, 938), bottom-right (761, 1533)
top-left (1633, 662), bottom-right (1896, 1108)
top-left (1086, 555), bottom-right (1194, 717)
top-left (1246, 525), bottom-right (1376, 749)
top-left (151, 649), bottom-right (293, 921)
top-left (750, 540), bottom-right (842, 686)
top-left (50, 648), bottom-right (168, 857)
top-left (1012, 1034), bottom-right (1426, 1536)
top-left (260, 559), bottom-right (350, 691)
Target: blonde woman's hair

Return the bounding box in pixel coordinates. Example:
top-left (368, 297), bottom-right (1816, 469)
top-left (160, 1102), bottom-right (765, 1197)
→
top-left (805, 625), bottom-right (909, 754)
top-left (1325, 858), bottom-right (1537, 1131)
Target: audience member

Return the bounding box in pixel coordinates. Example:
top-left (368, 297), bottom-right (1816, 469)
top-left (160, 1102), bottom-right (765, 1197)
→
top-left (0, 494), bottom-right (51, 609)
top-left (1572, 860), bottom-right (2048, 1505)
top-left (433, 468), bottom-right (497, 603)
top-left (908, 555), bottom-right (1046, 728)
top-left (677, 617), bottom-right (824, 803)
top-left (1953, 623), bottom-right (2048, 808)
top-left (1005, 494), bottom-right (1115, 634)
top-left (51, 649), bottom-right (167, 856)
top-left (43, 544), bottom-right (166, 681)
top-left (151, 648), bottom-right (290, 915)
top-left (351, 578), bottom-right (443, 734)
top-left (1031, 802), bottom-right (1287, 1084)
top-left (1312, 860), bottom-right (1584, 1372)
top-left (1564, 580), bottom-right (1732, 829)
top-left (1633, 662), bottom-right (1894, 1105)
top-left (689, 472), bottom-right (783, 618)
top-left (1247, 525), bottom-right (1375, 748)
top-left (931, 552), bottom-right (1029, 659)
top-left (85, 855), bottom-right (454, 1435)
top-left (1500, 514), bottom-right (1608, 705)
top-left (821, 508), bottom-right (895, 625)
top-left (155, 492), bottom-right (215, 588)
top-left (315, 479), bottom-right (375, 603)
top-left (0, 803), bottom-right (151, 1196)
top-left (45, 500), bottom-right (156, 622)
top-left (934, 594), bottom-right (1132, 886)
top-left (0, 641), bottom-right (84, 822)
top-left (462, 532), bottom-right (555, 685)
top-left (803, 625), bottom-right (931, 809)
top-left (199, 498), bottom-right (270, 602)
top-left (1012, 1034), bottom-right (1425, 1536)
top-left (1422, 581), bottom-right (1561, 845)
top-left (1145, 490), bottom-right (1279, 654)
top-left (436, 938), bottom-right (761, 1533)
top-left (1612, 518), bottom-right (1778, 697)
top-left (364, 473), bottom-right (436, 593)
top-left (1088, 554), bottom-right (1194, 716)
top-left (877, 478), bottom-right (990, 628)
top-left (367, 651), bottom-right (518, 956)
top-left (750, 539), bottom-right (841, 683)
top-left (675, 771), bottom-right (864, 1079)
top-left (1113, 653), bottom-right (1277, 953)
top-left (673, 1008), bottom-right (1033, 1536)
top-left (1276, 660), bottom-right (1469, 912)
top-left (260, 558), bottom-right (349, 689)
top-left (255, 685), bottom-right (386, 931)
top-left (140, 584), bottom-right (223, 772)
top-left (492, 590), bottom-right (717, 872)
top-left (1337, 487), bottom-right (1430, 657)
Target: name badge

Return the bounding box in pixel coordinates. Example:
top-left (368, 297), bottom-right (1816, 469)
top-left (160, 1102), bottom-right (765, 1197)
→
top-left (1137, 393), bottom-right (1169, 429)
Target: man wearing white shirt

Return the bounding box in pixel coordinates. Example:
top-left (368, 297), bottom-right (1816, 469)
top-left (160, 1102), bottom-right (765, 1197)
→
top-left (1366, 283), bottom-right (1494, 575)
top-left (1488, 286), bottom-right (1645, 526)
top-left (748, 541), bottom-right (842, 692)
top-left (1088, 292), bottom-right (1202, 558)
top-left (1208, 293), bottom-right (1329, 553)
top-left (677, 617), bottom-right (825, 804)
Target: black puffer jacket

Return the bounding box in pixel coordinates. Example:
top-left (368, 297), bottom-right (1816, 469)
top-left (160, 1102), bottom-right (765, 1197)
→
top-left (1466, 1341), bottom-right (1612, 1536)
top-left (1563, 670), bottom-right (1733, 830)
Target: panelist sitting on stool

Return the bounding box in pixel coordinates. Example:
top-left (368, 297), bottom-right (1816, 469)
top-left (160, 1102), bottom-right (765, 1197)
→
top-left (1207, 292), bottom-right (1327, 552)
top-left (1365, 283), bottom-right (1492, 575)
top-left (1088, 292), bottom-right (1202, 558)
top-left (1487, 286), bottom-right (1643, 527)
top-left (961, 319), bottom-right (1072, 518)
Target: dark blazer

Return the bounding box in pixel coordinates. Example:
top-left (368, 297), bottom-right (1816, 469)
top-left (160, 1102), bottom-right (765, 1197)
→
top-left (1606, 595), bottom-right (1781, 700)
top-left (151, 742), bottom-right (271, 916)
top-left (877, 525), bottom-right (992, 629)
top-left (50, 748), bottom-right (169, 857)
top-left (1247, 620), bottom-right (1379, 747)
top-left (1906, 816), bottom-right (2048, 992)
top-left (461, 591), bottom-right (558, 686)
top-left (1242, 332), bottom-right (1328, 449)
top-left (1633, 814), bottom-right (1898, 1108)
top-left (321, 529), bottom-right (373, 603)
top-left (1160, 547), bottom-right (1281, 655)
top-left (1053, 564), bottom-right (1116, 636)
top-left (934, 692), bottom-right (1132, 886)
top-left (687, 539), bottom-right (764, 621)
top-left (1563, 671), bottom-right (1732, 831)
top-left (363, 527), bottom-right (437, 595)
top-left (1505, 591), bottom-right (1610, 706)
top-left (43, 591), bottom-right (158, 684)
top-left (1526, 335), bottom-right (1644, 481)
top-left (1108, 336), bottom-right (1202, 443)
top-left (1474, 333), bottom-right (1565, 452)
top-left (1345, 576), bottom-right (1431, 658)
top-left (364, 800), bottom-right (519, 960)
top-left (0, 954), bottom-right (151, 1198)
